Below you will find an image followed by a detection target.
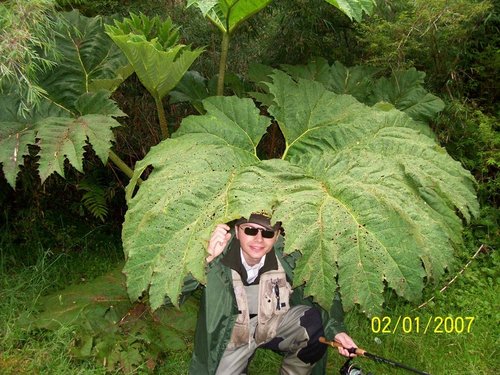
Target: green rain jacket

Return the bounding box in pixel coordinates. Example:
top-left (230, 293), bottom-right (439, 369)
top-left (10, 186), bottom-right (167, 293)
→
top-left (189, 235), bottom-right (348, 375)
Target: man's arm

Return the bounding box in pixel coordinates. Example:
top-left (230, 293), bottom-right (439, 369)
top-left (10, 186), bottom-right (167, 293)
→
top-left (326, 293), bottom-right (358, 357)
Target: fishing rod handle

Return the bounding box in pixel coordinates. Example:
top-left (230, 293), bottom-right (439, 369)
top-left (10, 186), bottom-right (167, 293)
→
top-left (319, 336), bottom-right (365, 356)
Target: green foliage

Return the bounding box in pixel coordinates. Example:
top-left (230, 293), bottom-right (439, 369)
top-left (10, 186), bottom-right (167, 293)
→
top-left (437, 248), bottom-right (498, 319)
top-left (461, 1), bottom-right (500, 112)
top-left (245, 0), bottom-right (362, 67)
top-left (340, 247), bottom-right (499, 375)
top-left (0, 235), bottom-right (121, 373)
top-left (0, 10), bottom-right (128, 187)
top-left (56, 0), bottom-right (177, 19)
top-left (187, 0), bottom-right (376, 94)
top-left (170, 71), bottom-right (215, 114)
top-left (108, 12), bottom-right (182, 49)
top-left (122, 71), bottom-right (478, 314)
top-left (169, 69), bottom-right (255, 113)
top-left (357, 0), bottom-right (494, 97)
top-left (187, 0), bottom-right (274, 95)
top-left (354, 0), bottom-right (499, 255)
top-left (367, 68), bottom-right (444, 122)
top-left (0, 98), bottom-right (123, 187)
top-left (20, 267), bottom-right (198, 373)
top-left (188, 0), bottom-right (375, 31)
top-left (105, 21), bottom-right (202, 101)
top-left (172, 57), bottom-right (445, 124)
top-left (434, 101), bottom-right (499, 203)
top-left (0, 1), bottom-right (495, 372)
top-left (1, 235), bottom-right (496, 373)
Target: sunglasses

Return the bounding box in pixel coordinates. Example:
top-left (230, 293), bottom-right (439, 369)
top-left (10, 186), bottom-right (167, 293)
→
top-left (240, 226), bottom-right (276, 239)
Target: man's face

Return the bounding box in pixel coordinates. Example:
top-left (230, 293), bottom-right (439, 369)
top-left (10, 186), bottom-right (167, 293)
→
top-left (235, 223), bottom-right (279, 266)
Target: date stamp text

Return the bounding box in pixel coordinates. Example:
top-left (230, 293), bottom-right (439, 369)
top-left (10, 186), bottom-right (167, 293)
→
top-left (371, 316), bottom-right (475, 334)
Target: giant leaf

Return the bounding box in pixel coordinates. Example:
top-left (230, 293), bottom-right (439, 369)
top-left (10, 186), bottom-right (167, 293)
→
top-left (106, 34), bottom-right (203, 101)
top-left (0, 11), bottom-right (127, 187)
top-left (368, 68), bottom-right (445, 122)
top-left (187, 0), bottom-right (272, 34)
top-left (122, 70), bottom-right (478, 315)
top-left (40, 10), bottom-right (130, 109)
top-left (35, 114), bottom-right (122, 181)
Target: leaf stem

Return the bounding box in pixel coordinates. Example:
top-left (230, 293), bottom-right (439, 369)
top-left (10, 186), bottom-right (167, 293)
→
top-left (217, 32), bottom-right (230, 96)
top-left (281, 144), bottom-right (290, 160)
top-left (155, 96), bottom-right (169, 139)
top-left (108, 150), bottom-right (142, 185)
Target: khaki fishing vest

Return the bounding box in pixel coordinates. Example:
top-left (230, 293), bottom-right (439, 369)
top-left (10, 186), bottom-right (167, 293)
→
top-left (228, 261), bottom-right (293, 348)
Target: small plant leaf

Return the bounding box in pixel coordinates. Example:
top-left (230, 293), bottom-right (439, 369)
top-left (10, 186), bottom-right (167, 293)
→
top-left (170, 70), bottom-right (212, 113)
top-left (324, 0), bottom-right (376, 22)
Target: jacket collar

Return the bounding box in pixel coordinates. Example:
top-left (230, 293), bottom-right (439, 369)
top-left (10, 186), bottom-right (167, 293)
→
top-left (221, 238), bottom-right (278, 286)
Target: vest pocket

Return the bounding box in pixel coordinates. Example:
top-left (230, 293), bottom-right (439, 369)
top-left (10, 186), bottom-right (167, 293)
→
top-left (228, 283), bottom-right (250, 348)
top-left (259, 277), bottom-right (291, 320)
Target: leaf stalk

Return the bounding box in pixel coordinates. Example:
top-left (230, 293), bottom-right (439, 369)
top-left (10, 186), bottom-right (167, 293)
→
top-left (108, 150), bottom-right (142, 185)
top-left (154, 96), bottom-right (169, 139)
top-left (217, 32), bottom-right (230, 96)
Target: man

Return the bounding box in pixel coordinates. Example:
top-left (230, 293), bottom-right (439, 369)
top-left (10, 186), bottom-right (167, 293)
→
top-left (190, 213), bottom-right (356, 374)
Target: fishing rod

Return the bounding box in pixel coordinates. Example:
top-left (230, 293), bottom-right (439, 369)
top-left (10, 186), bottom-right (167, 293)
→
top-left (319, 337), bottom-right (432, 375)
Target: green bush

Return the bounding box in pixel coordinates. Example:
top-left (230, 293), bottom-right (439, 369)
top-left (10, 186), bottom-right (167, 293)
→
top-left (357, 0), bottom-right (496, 104)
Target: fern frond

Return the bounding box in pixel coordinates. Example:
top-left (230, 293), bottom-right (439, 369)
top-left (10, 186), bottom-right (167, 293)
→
top-left (78, 178), bottom-right (108, 222)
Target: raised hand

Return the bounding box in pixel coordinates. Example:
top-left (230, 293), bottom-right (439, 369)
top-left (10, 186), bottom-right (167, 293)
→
top-left (206, 224), bottom-right (231, 263)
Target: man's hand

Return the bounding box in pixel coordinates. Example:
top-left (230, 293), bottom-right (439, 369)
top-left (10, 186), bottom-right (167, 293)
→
top-left (334, 332), bottom-right (357, 357)
top-left (206, 224), bottom-right (231, 263)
